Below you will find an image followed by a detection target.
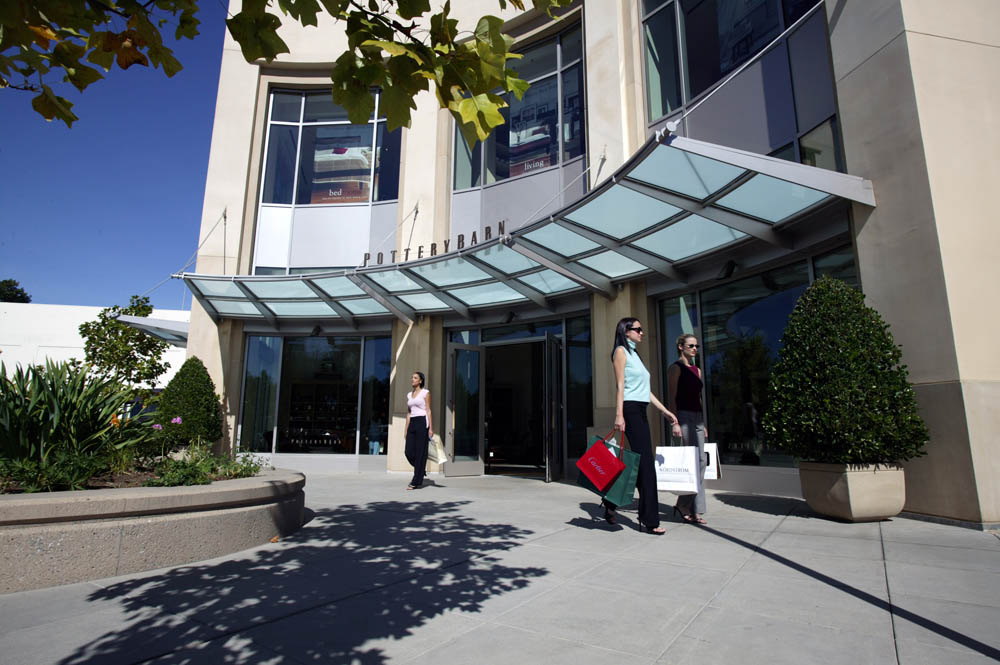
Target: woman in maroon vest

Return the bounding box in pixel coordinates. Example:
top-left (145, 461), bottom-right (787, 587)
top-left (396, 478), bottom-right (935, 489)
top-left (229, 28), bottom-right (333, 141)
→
top-left (667, 334), bottom-right (707, 524)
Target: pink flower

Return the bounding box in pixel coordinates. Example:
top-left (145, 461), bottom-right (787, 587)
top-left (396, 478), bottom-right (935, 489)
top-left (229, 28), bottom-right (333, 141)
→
top-left (171, 417), bottom-right (183, 425)
top-left (152, 424), bottom-right (163, 430)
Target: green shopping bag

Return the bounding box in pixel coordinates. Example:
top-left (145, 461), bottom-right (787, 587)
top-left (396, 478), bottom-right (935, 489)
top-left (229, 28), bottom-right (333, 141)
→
top-left (576, 431), bottom-right (641, 508)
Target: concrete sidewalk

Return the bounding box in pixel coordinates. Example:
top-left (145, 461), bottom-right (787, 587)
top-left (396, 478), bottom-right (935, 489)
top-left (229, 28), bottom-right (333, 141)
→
top-left (1, 472), bottom-right (998, 664)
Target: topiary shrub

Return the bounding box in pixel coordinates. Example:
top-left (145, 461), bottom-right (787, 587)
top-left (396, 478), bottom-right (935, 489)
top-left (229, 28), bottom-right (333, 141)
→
top-left (154, 356), bottom-right (223, 447)
top-left (761, 275), bottom-right (928, 465)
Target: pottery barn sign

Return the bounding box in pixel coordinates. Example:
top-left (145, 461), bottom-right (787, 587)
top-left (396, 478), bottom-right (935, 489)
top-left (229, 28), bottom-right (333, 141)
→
top-left (361, 221), bottom-right (506, 268)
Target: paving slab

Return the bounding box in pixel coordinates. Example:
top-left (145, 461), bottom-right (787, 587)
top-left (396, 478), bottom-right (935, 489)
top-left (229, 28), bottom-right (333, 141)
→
top-left (2, 476), bottom-right (999, 665)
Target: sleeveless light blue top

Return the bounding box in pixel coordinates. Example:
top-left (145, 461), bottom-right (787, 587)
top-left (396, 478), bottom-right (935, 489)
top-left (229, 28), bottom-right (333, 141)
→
top-left (618, 340), bottom-right (650, 403)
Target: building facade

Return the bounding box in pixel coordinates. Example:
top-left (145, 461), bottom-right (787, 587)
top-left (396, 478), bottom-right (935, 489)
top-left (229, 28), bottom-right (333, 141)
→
top-left (183, 0), bottom-right (999, 525)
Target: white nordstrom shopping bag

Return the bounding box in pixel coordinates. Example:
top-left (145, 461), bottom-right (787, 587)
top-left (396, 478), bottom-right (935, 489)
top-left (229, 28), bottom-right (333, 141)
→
top-left (704, 443), bottom-right (721, 480)
top-left (654, 446), bottom-right (698, 494)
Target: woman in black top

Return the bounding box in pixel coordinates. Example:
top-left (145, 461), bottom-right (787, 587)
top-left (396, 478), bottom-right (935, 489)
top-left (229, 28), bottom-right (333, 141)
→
top-left (667, 333), bottom-right (707, 524)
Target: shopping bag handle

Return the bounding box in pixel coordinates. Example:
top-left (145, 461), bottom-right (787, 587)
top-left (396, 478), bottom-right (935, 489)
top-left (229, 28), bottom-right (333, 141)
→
top-left (602, 429), bottom-right (624, 458)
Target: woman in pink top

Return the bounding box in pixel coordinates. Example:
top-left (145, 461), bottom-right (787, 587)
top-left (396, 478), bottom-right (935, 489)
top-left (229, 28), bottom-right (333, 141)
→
top-left (405, 371), bottom-right (434, 489)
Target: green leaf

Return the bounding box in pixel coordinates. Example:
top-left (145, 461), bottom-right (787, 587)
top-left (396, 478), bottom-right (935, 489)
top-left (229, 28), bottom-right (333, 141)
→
top-left (31, 85), bottom-right (78, 127)
top-left (360, 39), bottom-right (424, 64)
top-left (226, 12), bottom-right (290, 63)
top-left (396, 0), bottom-right (431, 21)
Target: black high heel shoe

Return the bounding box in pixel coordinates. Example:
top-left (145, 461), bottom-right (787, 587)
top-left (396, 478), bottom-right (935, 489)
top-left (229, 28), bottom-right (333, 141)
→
top-left (603, 506), bottom-right (617, 525)
top-left (638, 521), bottom-right (666, 535)
top-left (673, 506), bottom-right (695, 524)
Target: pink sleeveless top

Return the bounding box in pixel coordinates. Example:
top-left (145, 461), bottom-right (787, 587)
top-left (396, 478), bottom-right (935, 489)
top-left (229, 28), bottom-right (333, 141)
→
top-left (407, 389), bottom-right (428, 417)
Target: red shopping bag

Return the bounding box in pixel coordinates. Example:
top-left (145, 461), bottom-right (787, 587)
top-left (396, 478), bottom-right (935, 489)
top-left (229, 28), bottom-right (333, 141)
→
top-left (575, 431), bottom-right (625, 492)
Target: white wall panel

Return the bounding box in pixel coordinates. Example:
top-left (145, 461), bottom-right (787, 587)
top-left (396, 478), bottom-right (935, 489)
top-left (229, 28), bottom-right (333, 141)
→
top-left (290, 205), bottom-right (371, 268)
top-left (254, 206), bottom-right (293, 268)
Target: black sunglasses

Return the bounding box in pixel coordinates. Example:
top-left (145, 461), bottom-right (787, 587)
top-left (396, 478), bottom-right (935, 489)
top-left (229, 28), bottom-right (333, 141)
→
top-left (685, 343), bottom-right (698, 348)
top-left (628, 326), bottom-right (644, 334)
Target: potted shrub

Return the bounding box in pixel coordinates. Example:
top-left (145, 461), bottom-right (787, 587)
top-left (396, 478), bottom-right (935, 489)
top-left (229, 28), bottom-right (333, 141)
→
top-left (762, 276), bottom-right (929, 521)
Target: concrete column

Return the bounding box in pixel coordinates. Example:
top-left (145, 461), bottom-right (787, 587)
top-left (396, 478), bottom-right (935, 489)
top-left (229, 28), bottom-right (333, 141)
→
top-left (387, 317), bottom-right (445, 474)
top-left (829, 0), bottom-right (1000, 523)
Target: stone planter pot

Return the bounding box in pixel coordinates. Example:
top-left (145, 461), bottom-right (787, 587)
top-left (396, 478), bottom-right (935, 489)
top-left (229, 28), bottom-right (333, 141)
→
top-left (798, 462), bottom-right (905, 522)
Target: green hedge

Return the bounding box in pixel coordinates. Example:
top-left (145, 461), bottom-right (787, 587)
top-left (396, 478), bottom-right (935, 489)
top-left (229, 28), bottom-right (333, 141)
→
top-left (762, 276), bottom-right (928, 465)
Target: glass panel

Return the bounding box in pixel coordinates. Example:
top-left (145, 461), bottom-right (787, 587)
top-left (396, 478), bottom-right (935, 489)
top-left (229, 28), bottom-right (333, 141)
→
top-left (409, 257), bottom-right (490, 287)
top-left (244, 280), bottom-right (317, 299)
top-left (471, 244), bottom-right (539, 274)
top-left (374, 123), bottom-right (401, 201)
top-left (193, 280), bottom-right (244, 297)
top-left (277, 336), bottom-right (362, 454)
top-left (453, 348), bottom-right (481, 461)
top-left (511, 39), bottom-right (557, 81)
top-left (261, 125), bottom-right (298, 204)
top-left (289, 267), bottom-right (341, 275)
top-left (631, 214), bottom-right (746, 261)
top-left (239, 336), bottom-right (281, 453)
top-left (303, 91), bottom-right (352, 123)
top-left (565, 185), bottom-right (681, 237)
top-left (296, 124), bottom-right (374, 204)
top-left (399, 293), bottom-right (450, 310)
top-left (209, 300), bottom-right (262, 316)
top-left (454, 124), bottom-right (482, 189)
top-left (566, 315), bottom-right (592, 458)
top-left (484, 105), bottom-right (509, 184)
top-left (312, 276), bottom-right (365, 297)
top-left (254, 267), bottom-right (287, 276)
top-left (813, 245), bottom-right (858, 287)
top-left (799, 118), bottom-right (838, 171)
top-left (517, 269), bottom-right (580, 294)
top-left (448, 283), bottom-right (526, 306)
top-left (264, 301), bottom-right (338, 316)
top-left (449, 330), bottom-right (480, 344)
top-left (716, 174), bottom-right (828, 223)
top-left (341, 298), bottom-right (390, 314)
top-left (644, 2), bottom-right (682, 120)
top-left (577, 251), bottom-right (649, 278)
top-left (783, 0), bottom-right (814, 25)
top-left (628, 145), bottom-right (745, 199)
top-left (360, 336), bottom-right (391, 455)
top-left (508, 76), bottom-right (559, 177)
top-left (659, 293), bottom-right (699, 428)
top-left (643, 0), bottom-right (671, 16)
top-left (681, 0), bottom-right (783, 99)
top-left (788, 11), bottom-right (836, 134)
top-left (561, 25), bottom-right (582, 64)
top-left (367, 270), bottom-right (420, 292)
top-left (524, 224), bottom-right (600, 256)
top-left (701, 261), bottom-right (809, 467)
top-left (770, 142), bottom-right (796, 162)
top-left (482, 320), bottom-right (562, 342)
top-left (562, 64), bottom-right (585, 161)
top-left (270, 92), bottom-right (301, 122)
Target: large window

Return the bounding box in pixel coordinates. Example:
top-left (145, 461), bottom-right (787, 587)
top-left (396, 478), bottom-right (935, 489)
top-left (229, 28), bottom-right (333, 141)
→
top-left (658, 246), bottom-right (857, 466)
top-left (454, 25), bottom-right (585, 190)
top-left (262, 90), bottom-right (401, 206)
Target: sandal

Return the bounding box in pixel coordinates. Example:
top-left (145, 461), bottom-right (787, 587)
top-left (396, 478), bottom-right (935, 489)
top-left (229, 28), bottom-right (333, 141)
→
top-left (673, 506), bottom-right (695, 524)
top-left (639, 522), bottom-right (666, 535)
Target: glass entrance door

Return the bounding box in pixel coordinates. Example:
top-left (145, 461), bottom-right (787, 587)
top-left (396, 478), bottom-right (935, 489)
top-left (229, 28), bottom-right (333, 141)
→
top-left (544, 332), bottom-right (566, 482)
top-left (445, 343), bottom-right (485, 476)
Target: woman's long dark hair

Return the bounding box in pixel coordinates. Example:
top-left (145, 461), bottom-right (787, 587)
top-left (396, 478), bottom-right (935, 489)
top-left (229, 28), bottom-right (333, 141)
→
top-left (611, 317), bottom-right (639, 360)
top-left (414, 371), bottom-right (426, 389)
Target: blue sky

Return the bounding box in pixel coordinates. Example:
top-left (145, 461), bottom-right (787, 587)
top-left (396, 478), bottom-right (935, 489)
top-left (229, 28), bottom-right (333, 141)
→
top-left (0, 3), bottom-right (230, 311)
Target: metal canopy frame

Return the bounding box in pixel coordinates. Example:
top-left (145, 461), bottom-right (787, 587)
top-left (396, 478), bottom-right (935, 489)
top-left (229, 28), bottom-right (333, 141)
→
top-left (175, 131), bottom-right (876, 326)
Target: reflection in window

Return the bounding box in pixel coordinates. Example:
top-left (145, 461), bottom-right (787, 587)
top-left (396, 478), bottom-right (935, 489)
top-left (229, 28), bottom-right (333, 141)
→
top-left (566, 315), bottom-right (593, 458)
top-left (644, 2), bottom-right (682, 120)
top-left (240, 336), bottom-right (281, 453)
top-left (277, 336), bottom-right (362, 454)
top-left (813, 245), bottom-right (858, 287)
top-left (297, 124), bottom-right (374, 204)
top-left (681, 0), bottom-right (783, 100)
top-left (359, 336), bottom-right (391, 455)
top-left (770, 142), bottom-right (796, 162)
top-left (456, 25), bottom-right (585, 190)
top-left (261, 90), bottom-right (401, 206)
top-left (700, 261), bottom-right (809, 467)
top-left (659, 293), bottom-right (699, 442)
top-left (799, 118), bottom-right (838, 172)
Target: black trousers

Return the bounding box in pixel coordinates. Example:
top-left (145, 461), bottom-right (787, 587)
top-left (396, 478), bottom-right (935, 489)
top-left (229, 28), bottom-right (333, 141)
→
top-left (605, 401), bottom-right (659, 528)
top-left (405, 416), bottom-right (429, 486)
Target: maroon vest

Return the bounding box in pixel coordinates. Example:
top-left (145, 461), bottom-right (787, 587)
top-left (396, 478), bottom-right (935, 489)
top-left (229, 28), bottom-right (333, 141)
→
top-left (674, 360), bottom-right (703, 412)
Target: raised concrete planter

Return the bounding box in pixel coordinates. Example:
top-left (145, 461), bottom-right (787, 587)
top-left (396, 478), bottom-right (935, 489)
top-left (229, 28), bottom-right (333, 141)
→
top-left (0, 469), bottom-right (305, 594)
top-left (798, 462), bottom-right (905, 522)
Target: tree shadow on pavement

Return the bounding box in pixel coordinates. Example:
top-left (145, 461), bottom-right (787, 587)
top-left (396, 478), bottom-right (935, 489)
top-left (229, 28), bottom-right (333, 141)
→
top-left (59, 500), bottom-right (546, 665)
top-left (714, 492), bottom-right (810, 517)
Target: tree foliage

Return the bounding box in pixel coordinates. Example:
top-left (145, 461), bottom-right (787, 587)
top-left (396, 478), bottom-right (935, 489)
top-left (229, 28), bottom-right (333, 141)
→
top-left (78, 295), bottom-right (170, 391)
top-left (0, 279), bottom-right (32, 303)
top-left (761, 276), bottom-right (929, 465)
top-left (4, 0), bottom-right (572, 144)
top-left (154, 355), bottom-right (223, 447)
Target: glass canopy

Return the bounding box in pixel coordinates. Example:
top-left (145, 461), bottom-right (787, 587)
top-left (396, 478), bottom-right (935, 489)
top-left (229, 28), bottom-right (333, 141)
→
top-left (177, 132), bottom-right (875, 325)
